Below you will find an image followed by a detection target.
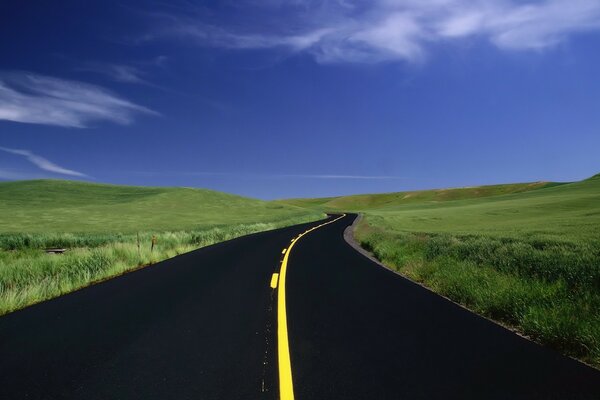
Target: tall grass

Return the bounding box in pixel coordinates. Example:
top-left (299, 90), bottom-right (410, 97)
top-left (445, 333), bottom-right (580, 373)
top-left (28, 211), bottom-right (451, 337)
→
top-left (0, 215), bottom-right (321, 316)
top-left (355, 221), bottom-right (600, 367)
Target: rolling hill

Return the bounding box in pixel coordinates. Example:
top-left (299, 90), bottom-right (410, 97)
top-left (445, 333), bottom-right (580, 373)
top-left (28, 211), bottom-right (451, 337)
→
top-left (0, 180), bottom-right (322, 233)
top-left (277, 181), bottom-right (562, 211)
top-left (360, 174), bottom-right (600, 240)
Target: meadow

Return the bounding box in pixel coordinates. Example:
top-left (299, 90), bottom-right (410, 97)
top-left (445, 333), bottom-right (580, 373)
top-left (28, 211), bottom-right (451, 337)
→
top-left (287, 175), bottom-right (600, 367)
top-left (0, 180), bottom-right (324, 315)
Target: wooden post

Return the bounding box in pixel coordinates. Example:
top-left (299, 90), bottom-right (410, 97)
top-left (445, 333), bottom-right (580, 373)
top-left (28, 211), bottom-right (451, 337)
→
top-left (137, 232), bottom-right (141, 260)
top-left (151, 235), bottom-right (157, 252)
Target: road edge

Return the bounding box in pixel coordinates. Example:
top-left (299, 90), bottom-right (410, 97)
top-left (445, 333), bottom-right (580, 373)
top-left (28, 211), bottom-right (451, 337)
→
top-left (342, 213), bottom-right (600, 372)
top-left (342, 214), bottom-right (535, 336)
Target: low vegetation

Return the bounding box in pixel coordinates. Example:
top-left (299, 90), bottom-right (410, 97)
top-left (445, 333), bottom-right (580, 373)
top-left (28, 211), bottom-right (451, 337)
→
top-left (0, 180), bottom-right (324, 315)
top-left (295, 175), bottom-right (600, 367)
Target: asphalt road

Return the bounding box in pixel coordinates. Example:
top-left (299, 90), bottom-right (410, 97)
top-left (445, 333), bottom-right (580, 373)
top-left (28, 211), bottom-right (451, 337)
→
top-left (0, 214), bottom-right (599, 399)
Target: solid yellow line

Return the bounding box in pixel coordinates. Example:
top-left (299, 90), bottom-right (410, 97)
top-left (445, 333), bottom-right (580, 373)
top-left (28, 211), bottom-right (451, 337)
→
top-left (277, 214), bottom-right (346, 400)
top-left (270, 273), bottom-right (279, 289)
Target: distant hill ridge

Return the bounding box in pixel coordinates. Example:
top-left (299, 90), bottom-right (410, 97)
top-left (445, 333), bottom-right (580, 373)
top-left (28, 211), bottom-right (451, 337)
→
top-left (0, 179), bottom-right (318, 233)
top-left (277, 180), bottom-right (565, 211)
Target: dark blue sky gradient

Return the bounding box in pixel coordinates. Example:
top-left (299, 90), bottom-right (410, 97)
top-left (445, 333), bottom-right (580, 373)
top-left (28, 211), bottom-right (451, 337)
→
top-left (1, 1), bottom-right (599, 199)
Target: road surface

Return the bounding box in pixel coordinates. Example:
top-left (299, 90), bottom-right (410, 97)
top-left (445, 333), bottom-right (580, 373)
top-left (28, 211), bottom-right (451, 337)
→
top-left (0, 214), bottom-right (598, 399)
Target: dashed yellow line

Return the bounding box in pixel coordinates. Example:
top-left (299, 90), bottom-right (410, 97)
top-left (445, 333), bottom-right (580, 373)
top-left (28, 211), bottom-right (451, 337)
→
top-left (276, 214), bottom-right (346, 400)
top-left (270, 273), bottom-right (279, 289)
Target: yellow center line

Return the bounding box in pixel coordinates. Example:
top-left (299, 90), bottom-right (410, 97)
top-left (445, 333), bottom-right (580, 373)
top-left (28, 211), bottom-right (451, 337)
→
top-left (270, 273), bottom-right (279, 289)
top-left (277, 214), bottom-right (346, 400)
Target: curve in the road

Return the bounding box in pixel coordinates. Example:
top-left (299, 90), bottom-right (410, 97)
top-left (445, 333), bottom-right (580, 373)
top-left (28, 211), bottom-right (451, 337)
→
top-left (285, 214), bottom-right (600, 400)
top-left (0, 213), bottom-right (599, 400)
top-left (275, 214), bottom-right (346, 400)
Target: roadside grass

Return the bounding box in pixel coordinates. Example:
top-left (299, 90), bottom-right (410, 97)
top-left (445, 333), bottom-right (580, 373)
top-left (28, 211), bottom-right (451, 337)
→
top-left (0, 180), bottom-right (324, 315)
top-left (0, 218), bottom-right (323, 316)
top-left (352, 175), bottom-right (600, 367)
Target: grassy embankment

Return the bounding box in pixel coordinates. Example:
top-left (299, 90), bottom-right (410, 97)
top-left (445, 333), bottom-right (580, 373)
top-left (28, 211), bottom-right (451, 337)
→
top-left (0, 180), bottom-right (324, 315)
top-left (280, 177), bottom-right (600, 367)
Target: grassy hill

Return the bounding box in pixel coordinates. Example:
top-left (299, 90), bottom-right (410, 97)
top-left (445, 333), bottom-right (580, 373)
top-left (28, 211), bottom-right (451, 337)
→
top-left (360, 177), bottom-right (600, 241)
top-left (277, 181), bottom-right (560, 211)
top-left (0, 179), bottom-right (323, 316)
top-left (0, 179), bottom-right (319, 233)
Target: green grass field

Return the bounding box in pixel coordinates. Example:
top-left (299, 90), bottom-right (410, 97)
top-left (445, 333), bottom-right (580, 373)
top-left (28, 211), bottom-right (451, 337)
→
top-left (0, 179), bottom-right (319, 233)
top-left (286, 174), bottom-right (600, 367)
top-left (0, 180), bottom-right (324, 315)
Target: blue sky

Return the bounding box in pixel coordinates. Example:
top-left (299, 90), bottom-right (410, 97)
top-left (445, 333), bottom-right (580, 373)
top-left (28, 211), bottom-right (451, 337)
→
top-left (1, 0), bottom-right (600, 199)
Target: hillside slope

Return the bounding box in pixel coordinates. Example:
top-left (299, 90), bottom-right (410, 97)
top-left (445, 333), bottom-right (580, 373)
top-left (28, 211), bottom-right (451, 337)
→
top-left (0, 180), bottom-right (321, 233)
top-left (362, 175), bottom-right (600, 240)
top-left (278, 181), bottom-right (560, 211)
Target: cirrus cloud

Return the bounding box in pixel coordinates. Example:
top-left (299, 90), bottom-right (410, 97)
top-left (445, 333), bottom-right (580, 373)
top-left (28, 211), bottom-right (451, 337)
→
top-left (0, 72), bottom-right (158, 128)
top-left (0, 146), bottom-right (87, 177)
top-left (152, 0), bottom-right (600, 63)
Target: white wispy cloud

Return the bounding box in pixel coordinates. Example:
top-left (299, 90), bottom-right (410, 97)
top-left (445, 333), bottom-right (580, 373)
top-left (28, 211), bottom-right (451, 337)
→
top-left (154, 0), bottom-right (600, 63)
top-left (0, 72), bottom-right (158, 128)
top-left (0, 147), bottom-right (87, 177)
